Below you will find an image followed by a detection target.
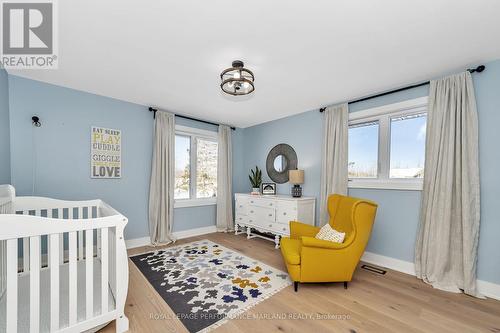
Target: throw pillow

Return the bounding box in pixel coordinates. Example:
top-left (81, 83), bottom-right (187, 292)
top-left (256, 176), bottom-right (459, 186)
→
top-left (315, 224), bottom-right (345, 243)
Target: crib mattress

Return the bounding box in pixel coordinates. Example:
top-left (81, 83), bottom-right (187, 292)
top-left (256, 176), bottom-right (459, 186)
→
top-left (0, 258), bottom-right (116, 333)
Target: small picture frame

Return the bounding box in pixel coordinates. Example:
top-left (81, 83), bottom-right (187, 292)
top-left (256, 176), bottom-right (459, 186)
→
top-left (261, 182), bottom-right (277, 195)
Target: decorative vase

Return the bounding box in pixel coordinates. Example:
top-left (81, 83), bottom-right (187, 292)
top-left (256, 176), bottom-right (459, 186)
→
top-left (252, 187), bottom-right (260, 193)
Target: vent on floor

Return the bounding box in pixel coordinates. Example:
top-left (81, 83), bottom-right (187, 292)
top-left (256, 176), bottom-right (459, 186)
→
top-left (361, 264), bottom-right (387, 275)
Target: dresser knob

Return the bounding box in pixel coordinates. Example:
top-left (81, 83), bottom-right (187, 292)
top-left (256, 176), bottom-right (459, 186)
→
top-left (269, 203), bottom-right (273, 206)
top-left (283, 212), bottom-right (287, 216)
top-left (250, 210), bottom-right (254, 213)
top-left (268, 214), bottom-right (272, 217)
top-left (269, 224), bottom-right (272, 227)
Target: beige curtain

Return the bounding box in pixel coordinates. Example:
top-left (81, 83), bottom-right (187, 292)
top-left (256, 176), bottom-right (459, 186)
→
top-left (216, 125), bottom-right (234, 232)
top-left (148, 111), bottom-right (176, 245)
top-left (415, 72), bottom-right (482, 297)
top-left (319, 103), bottom-right (349, 226)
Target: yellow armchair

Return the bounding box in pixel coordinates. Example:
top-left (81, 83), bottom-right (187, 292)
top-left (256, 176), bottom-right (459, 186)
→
top-left (280, 194), bottom-right (377, 291)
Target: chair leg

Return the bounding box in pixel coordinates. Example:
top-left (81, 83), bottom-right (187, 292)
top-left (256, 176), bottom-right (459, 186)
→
top-left (344, 281), bottom-right (348, 289)
top-left (294, 281), bottom-right (298, 292)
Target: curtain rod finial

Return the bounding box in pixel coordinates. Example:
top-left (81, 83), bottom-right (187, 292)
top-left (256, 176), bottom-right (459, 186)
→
top-left (149, 106), bottom-right (157, 119)
top-left (468, 65), bottom-right (485, 73)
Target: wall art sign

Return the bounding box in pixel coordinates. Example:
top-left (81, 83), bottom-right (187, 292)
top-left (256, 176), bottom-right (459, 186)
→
top-left (91, 126), bottom-right (121, 179)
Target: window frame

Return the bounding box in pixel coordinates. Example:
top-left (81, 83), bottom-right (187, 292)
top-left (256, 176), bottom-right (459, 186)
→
top-left (174, 125), bottom-right (218, 208)
top-left (348, 96), bottom-right (428, 191)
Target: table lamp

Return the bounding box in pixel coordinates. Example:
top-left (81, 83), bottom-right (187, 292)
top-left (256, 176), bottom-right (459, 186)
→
top-left (289, 169), bottom-right (304, 197)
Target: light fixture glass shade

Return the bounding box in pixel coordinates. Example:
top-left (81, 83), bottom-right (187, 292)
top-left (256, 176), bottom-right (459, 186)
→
top-left (220, 60), bottom-right (255, 96)
top-left (289, 169), bottom-right (304, 184)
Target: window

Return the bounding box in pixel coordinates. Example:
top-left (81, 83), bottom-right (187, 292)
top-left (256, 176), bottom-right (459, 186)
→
top-left (389, 114), bottom-right (426, 179)
top-left (348, 97), bottom-right (428, 190)
top-left (196, 138), bottom-right (218, 198)
top-left (348, 121), bottom-right (379, 178)
top-left (174, 126), bottom-right (218, 207)
top-left (174, 135), bottom-right (191, 199)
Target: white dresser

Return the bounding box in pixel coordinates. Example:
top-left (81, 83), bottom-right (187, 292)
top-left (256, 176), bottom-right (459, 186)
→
top-left (234, 193), bottom-right (316, 248)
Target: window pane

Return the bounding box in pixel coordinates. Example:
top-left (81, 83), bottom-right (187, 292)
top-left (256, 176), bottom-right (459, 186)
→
top-left (175, 135), bottom-right (191, 199)
top-left (348, 121), bottom-right (379, 178)
top-left (196, 138), bottom-right (218, 198)
top-left (390, 113), bottom-right (426, 178)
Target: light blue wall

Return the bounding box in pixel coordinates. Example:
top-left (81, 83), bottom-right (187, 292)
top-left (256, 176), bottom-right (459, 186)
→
top-left (4, 59), bottom-right (500, 284)
top-left (474, 61), bottom-right (500, 284)
top-left (0, 69), bottom-right (10, 184)
top-left (240, 59), bottom-right (500, 284)
top-left (7, 75), bottom-right (241, 239)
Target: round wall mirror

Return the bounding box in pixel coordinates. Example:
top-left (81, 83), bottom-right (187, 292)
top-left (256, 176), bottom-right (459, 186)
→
top-left (266, 144), bottom-right (298, 184)
top-left (273, 155), bottom-right (288, 172)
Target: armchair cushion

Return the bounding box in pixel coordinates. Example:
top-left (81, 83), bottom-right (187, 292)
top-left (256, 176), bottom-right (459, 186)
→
top-left (289, 221), bottom-right (320, 239)
top-left (280, 238), bottom-right (301, 265)
top-left (300, 236), bottom-right (350, 250)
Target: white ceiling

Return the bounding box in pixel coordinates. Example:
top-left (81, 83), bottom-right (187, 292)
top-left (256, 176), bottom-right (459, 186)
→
top-left (8, 0), bottom-right (500, 128)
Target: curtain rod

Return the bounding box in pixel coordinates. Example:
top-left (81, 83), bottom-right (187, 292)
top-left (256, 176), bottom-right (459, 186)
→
top-left (319, 65), bottom-right (486, 112)
top-left (148, 107), bottom-right (236, 130)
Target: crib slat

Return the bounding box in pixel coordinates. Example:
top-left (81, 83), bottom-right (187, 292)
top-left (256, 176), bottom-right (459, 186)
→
top-left (24, 237), bottom-right (30, 272)
top-left (6, 239), bottom-right (18, 333)
top-left (68, 231), bottom-right (77, 325)
top-left (73, 208), bottom-right (82, 261)
top-left (78, 237), bottom-right (83, 261)
top-left (59, 209), bottom-right (64, 264)
top-left (46, 209), bottom-right (53, 268)
top-left (79, 207), bottom-right (85, 262)
top-left (85, 229), bottom-right (93, 319)
top-left (49, 234), bottom-right (60, 331)
top-left (20, 208), bottom-right (30, 273)
top-left (30, 236), bottom-right (41, 333)
top-left (97, 228), bottom-right (102, 259)
top-left (101, 228), bottom-right (109, 314)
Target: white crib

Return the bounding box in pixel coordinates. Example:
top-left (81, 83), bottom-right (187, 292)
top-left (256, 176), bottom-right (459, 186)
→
top-left (0, 185), bottom-right (129, 333)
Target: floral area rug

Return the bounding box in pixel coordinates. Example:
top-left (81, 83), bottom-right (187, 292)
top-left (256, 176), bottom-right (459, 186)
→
top-left (130, 239), bottom-right (291, 332)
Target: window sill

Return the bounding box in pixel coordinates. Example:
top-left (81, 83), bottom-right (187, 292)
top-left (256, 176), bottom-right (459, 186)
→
top-left (348, 180), bottom-right (423, 191)
top-left (174, 198), bottom-right (217, 208)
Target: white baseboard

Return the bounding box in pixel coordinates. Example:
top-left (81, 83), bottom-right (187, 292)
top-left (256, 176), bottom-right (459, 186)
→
top-left (125, 225), bottom-right (217, 249)
top-left (361, 251), bottom-right (416, 276)
top-left (125, 236), bottom-right (151, 249)
top-left (173, 225), bottom-right (217, 240)
top-left (361, 251), bottom-right (500, 301)
top-left (477, 280), bottom-right (500, 301)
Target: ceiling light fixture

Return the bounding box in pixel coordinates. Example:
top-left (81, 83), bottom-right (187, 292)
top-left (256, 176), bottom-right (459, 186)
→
top-left (220, 60), bottom-right (255, 96)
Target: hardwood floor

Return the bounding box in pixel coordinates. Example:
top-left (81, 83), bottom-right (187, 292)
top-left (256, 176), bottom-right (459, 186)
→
top-left (101, 233), bottom-right (500, 333)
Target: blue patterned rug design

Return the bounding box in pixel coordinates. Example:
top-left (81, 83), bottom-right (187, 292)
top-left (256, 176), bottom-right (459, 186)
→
top-left (130, 239), bottom-right (291, 332)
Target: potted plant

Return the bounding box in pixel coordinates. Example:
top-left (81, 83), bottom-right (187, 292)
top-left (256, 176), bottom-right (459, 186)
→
top-left (249, 166), bottom-right (262, 193)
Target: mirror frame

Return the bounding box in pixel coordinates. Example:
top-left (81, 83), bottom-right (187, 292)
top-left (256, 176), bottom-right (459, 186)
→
top-left (266, 143), bottom-right (298, 184)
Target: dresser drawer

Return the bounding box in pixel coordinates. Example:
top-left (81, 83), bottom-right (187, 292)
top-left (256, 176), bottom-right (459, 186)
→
top-left (248, 197), bottom-right (276, 209)
top-left (248, 206), bottom-right (275, 222)
top-left (276, 210), bottom-right (297, 224)
top-left (276, 201), bottom-right (297, 223)
top-left (270, 222), bottom-right (290, 235)
top-left (276, 200), bottom-right (298, 212)
top-left (235, 200), bottom-right (248, 215)
top-left (235, 215), bottom-right (247, 225)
